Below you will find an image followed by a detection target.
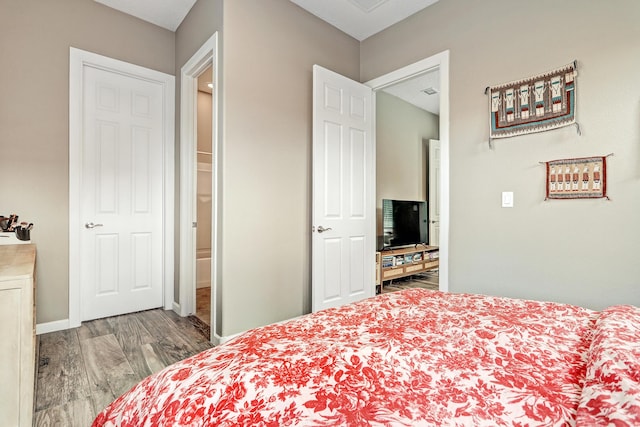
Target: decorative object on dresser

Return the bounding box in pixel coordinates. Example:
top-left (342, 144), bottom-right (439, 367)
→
top-left (0, 213), bottom-right (34, 244)
top-left (487, 61), bottom-right (578, 144)
top-left (0, 244), bottom-right (36, 427)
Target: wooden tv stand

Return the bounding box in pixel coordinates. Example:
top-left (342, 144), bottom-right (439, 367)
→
top-left (376, 245), bottom-right (439, 290)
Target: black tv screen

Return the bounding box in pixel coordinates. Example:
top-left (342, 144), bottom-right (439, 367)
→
top-left (381, 199), bottom-right (428, 249)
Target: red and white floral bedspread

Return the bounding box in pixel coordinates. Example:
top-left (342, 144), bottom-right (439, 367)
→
top-left (93, 289), bottom-right (640, 426)
top-left (576, 305), bottom-right (640, 426)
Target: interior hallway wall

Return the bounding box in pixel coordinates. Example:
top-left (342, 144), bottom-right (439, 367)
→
top-left (196, 90), bottom-right (213, 256)
top-left (221, 0), bottom-right (360, 335)
top-left (376, 91), bottom-right (439, 238)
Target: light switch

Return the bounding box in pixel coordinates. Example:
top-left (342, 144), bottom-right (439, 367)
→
top-left (502, 191), bottom-right (514, 208)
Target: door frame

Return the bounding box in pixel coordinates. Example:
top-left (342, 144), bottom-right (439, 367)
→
top-left (178, 33), bottom-right (220, 342)
top-left (69, 47), bottom-right (175, 328)
top-left (428, 139), bottom-right (441, 247)
top-left (365, 50), bottom-right (450, 291)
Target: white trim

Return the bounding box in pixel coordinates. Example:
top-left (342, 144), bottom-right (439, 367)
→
top-left (366, 50), bottom-right (450, 292)
top-left (214, 331), bottom-right (239, 346)
top-left (68, 47), bottom-right (175, 328)
top-left (36, 319), bottom-right (70, 335)
top-left (178, 33), bottom-right (220, 343)
top-left (172, 301), bottom-right (182, 314)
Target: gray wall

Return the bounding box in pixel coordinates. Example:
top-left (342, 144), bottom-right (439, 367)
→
top-left (361, 0), bottom-right (640, 309)
top-left (221, 0), bottom-right (360, 335)
top-left (376, 91), bottom-right (439, 238)
top-left (0, 0), bottom-right (175, 323)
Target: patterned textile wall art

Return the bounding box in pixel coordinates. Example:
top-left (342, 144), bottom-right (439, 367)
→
top-left (545, 156), bottom-right (608, 200)
top-left (488, 62), bottom-right (577, 140)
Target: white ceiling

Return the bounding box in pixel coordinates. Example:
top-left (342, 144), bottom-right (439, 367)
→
top-left (290, 0), bottom-right (439, 41)
top-left (94, 0), bottom-right (439, 39)
top-left (94, 0), bottom-right (196, 31)
top-left (94, 0), bottom-right (440, 114)
top-left (382, 68), bottom-right (440, 115)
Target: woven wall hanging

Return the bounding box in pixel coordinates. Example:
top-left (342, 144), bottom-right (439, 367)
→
top-left (487, 61), bottom-right (578, 145)
top-left (544, 155), bottom-right (610, 200)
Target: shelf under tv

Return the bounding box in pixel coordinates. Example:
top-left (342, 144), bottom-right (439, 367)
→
top-left (376, 245), bottom-right (439, 291)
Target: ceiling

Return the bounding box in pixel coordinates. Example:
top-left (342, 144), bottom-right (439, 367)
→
top-left (290, 0), bottom-right (439, 41)
top-left (94, 0), bottom-right (197, 31)
top-left (94, 0), bottom-right (439, 39)
top-left (198, 65), bottom-right (213, 94)
top-left (94, 0), bottom-right (440, 114)
top-left (382, 68), bottom-right (440, 115)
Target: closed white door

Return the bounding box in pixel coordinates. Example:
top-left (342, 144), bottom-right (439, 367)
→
top-left (79, 65), bottom-right (165, 321)
top-left (312, 65), bottom-right (375, 312)
top-left (428, 139), bottom-right (441, 246)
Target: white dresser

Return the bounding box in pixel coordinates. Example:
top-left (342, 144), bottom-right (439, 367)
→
top-left (0, 244), bottom-right (36, 427)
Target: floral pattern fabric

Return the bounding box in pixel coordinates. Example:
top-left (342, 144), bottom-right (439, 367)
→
top-left (93, 289), bottom-right (638, 427)
top-left (576, 305), bottom-right (640, 426)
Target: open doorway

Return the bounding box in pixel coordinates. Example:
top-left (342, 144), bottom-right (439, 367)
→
top-left (375, 68), bottom-right (440, 291)
top-left (195, 66), bottom-right (213, 327)
top-left (179, 33), bottom-right (219, 343)
top-left (367, 50), bottom-right (450, 293)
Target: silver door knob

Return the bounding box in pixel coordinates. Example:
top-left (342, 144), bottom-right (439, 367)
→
top-left (85, 222), bottom-right (104, 229)
top-left (317, 226), bottom-right (332, 233)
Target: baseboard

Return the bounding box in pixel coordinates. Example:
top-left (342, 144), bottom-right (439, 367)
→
top-left (213, 331), bottom-right (240, 346)
top-left (172, 301), bottom-right (184, 316)
top-left (37, 304), bottom-right (182, 336)
top-left (36, 319), bottom-right (70, 335)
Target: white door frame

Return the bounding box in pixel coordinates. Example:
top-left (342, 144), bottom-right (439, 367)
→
top-left (178, 33), bottom-right (220, 342)
top-left (69, 47), bottom-right (175, 328)
top-left (366, 50), bottom-right (450, 291)
top-left (428, 139), bottom-right (441, 247)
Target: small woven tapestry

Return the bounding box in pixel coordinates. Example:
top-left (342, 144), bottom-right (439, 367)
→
top-left (545, 156), bottom-right (607, 200)
top-left (489, 62), bottom-right (577, 139)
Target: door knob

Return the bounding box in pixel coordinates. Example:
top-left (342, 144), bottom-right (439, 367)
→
top-left (317, 226), bottom-right (332, 233)
top-left (85, 222), bottom-right (104, 229)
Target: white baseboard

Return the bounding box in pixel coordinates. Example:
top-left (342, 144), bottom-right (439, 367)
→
top-left (213, 331), bottom-right (240, 346)
top-left (172, 301), bottom-right (186, 316)
top-left (36, 319), bottom-right (70, 335)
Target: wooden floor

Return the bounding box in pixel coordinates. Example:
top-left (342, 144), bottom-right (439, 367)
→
top-left (381, 270), bottom-right (439, 293)
top-left (196, 286), bottom-right (211, 326)
top-left (33, 309), bottom-right (213, 426)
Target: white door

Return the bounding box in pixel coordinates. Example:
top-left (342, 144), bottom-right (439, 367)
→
top-left (79, 64), bottom-right (165, 321)
top-left (428, 139), bottom-right (441, 246)
top-left (312, 65), bottom-right (375, 312)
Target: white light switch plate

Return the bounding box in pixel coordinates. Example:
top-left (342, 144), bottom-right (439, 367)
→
top-left (502, 191), bottom-right (514, 208)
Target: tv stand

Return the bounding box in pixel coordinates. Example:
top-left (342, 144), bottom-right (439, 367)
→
top-left (376, 245), bottom-right (439, 292)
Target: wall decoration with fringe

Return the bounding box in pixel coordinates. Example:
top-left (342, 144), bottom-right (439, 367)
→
top-left (487, 61), bottom-right (579, 146)
top-left (543, 155), bottom-right (611, 200)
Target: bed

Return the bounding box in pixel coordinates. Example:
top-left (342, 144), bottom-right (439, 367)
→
top-left (92, 289), bottom-right (640, 426)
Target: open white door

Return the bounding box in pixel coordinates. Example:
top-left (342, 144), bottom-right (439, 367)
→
top-left (312, 65), bottom-right (375, 312)
top-left (428, 139), bottom-right (441, 246)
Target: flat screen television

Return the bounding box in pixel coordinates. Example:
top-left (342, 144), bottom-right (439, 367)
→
top-left (381, 199), bottom-right (428, 249)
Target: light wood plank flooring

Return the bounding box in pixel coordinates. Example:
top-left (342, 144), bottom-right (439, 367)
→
top-left (196, 286), bottom-right (211, 326)
top-left (381, 270), bottom-right (439, 293)
top-left (34, 309), bottom-right (213, 426)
